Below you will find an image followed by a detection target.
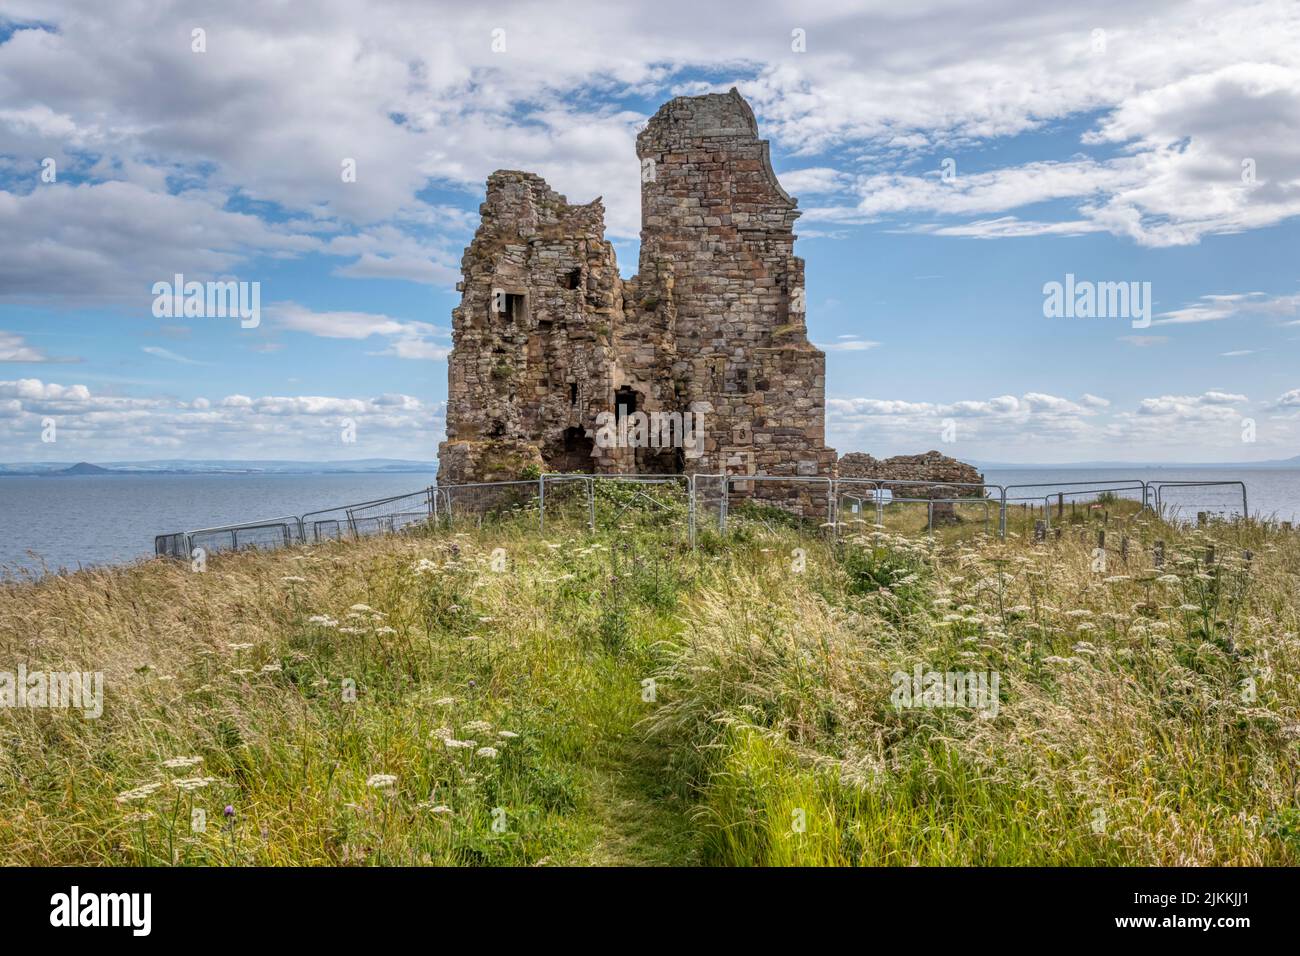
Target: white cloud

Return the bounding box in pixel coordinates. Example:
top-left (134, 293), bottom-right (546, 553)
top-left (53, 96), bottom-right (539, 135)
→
top-left (0, 377), bottom-right (445, 459)
top-left (267, 302), bottom-right (450, 360)
top-left (0, 330), bottom-right (76, 362)
top-left (826, 387), bottom-right (1298, 459)
top-left (0, 0), bottom-right (1295, 309)
top-left (1134, 391), bottom-right (1247, 418)
top-left (1154, 291), bottom-right (1300, 325)
top-left (141, 345), bottom-right (207, 365)
top-left (817, 336), bottom-right (880, 351)
top-left (827, 390), bottom-right (1108, 452)
top-left (0, 181), bottom-right (319, 305)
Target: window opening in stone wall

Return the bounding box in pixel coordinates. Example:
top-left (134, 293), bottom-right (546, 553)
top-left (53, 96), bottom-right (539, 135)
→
top-left (492, 292), bottom-right (523, 323)
top-left (614, 385), bottom-right (638, 416)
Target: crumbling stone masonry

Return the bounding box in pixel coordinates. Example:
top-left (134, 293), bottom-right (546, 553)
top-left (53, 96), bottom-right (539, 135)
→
top-left (837, 451), bottom-right (985, 497)
top-left (838, 450), bottom-right (986, 524)
top-left (437, 88), bottom-right (836, 514)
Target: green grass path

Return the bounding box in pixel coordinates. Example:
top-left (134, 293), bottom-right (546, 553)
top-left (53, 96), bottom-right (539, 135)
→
top-left (576, 732), bottom-right (700, 866)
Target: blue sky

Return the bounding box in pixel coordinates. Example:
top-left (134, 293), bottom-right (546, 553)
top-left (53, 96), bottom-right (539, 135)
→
top-left (2, 0), bottom-right (1298, 464)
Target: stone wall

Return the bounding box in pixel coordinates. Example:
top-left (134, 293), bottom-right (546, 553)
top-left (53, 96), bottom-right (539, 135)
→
top-left (634, 89), bottom-right (835, 490)
top-left (438, 88), bottom-right (835, 515)
top-left (837, 451), bottom-right (985, 498)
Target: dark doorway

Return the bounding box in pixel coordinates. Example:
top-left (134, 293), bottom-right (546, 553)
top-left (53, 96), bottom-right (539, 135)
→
top-left (548, 426), bottom-right (594, 473)
top-left (637, 445), bottom-right (685, 475)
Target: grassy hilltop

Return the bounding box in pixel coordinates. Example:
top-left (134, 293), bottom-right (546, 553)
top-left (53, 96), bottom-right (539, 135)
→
top-left (2, 488), bottom-right (1298, 866)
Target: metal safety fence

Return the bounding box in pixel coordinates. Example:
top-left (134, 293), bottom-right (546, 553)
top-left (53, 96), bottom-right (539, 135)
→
top-left (154, 472), bottom-right (1258, 560)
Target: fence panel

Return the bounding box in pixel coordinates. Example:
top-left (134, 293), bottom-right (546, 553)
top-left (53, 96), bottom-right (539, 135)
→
top-left (442, 480), bottom-right (541, 530)
top-left (689, 473), bottom-right (727, 545)
top-left (721, 475), bottom-right (834, 537)
top-left (1151, 481), bottom-right (1248, 523)
top-left (539, 475), bottom-right (593, 533)
top-left (152, 471), bottom-right (1257, 559)
top-left (590, 475), bottom-right (691, 540)
top-left (832, 478), bottom-right (881, 537)
top-left (864, 478), bottom-right (994, 540)
top-left (188, 518), bottom-right (301, 557)
top-left (1000, 479), bottom-right (1148, 537)
top-left (346, 488), bottom-right (436, 538)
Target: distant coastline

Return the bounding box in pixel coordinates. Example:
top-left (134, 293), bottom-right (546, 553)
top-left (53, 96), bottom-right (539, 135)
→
top-left (971, 456), bottom-right (1300, 470)
top-left (0, 459), bottom-right (440, 477)
top-left (3, 454), bottom-right (1298, 479)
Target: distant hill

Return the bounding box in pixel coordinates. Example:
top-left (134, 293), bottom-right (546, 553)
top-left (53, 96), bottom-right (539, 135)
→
top-left (0, 459), bottom-right (439, 477)
top-left (59, 462), bottom-right (113, 475)
top-left (972, 455), bottom-right (1300, 470)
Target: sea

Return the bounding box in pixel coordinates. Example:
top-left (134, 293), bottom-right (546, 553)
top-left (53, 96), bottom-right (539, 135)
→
top-left (0, 467), bottom-right (1297, 577)
top-left (0, 472), bottom-right (437, 577)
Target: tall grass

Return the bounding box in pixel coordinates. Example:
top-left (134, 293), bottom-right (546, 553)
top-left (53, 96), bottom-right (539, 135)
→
top-left (2, 494), bottom-right (1297, 866)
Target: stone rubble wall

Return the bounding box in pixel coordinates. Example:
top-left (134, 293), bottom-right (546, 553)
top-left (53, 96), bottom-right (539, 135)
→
top-left (836, 451), bottom-right (985, 498)
top-left (439, 89), bottom-right (836, 517)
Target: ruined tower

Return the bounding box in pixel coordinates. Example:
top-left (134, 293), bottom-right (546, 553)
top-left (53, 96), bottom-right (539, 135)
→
top-left (438, 88), bottom-right (835, 508)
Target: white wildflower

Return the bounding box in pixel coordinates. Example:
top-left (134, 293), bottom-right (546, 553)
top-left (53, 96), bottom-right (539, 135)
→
top-left (161, 756), bottom-right (203, 769)
top-left (115, 782), bottom-right (163, 803)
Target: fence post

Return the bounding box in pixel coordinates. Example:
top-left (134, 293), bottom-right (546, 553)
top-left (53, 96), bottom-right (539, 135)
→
top-left (687, 474), bottom-right (695, 548)
top-left (722, 476), bottom-right (733, 535)
top-left (538, 475), bottom-right (546, 533)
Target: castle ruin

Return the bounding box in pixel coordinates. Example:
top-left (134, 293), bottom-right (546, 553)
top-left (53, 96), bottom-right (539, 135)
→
top-left (437, 88), bottom-right (835, 513)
